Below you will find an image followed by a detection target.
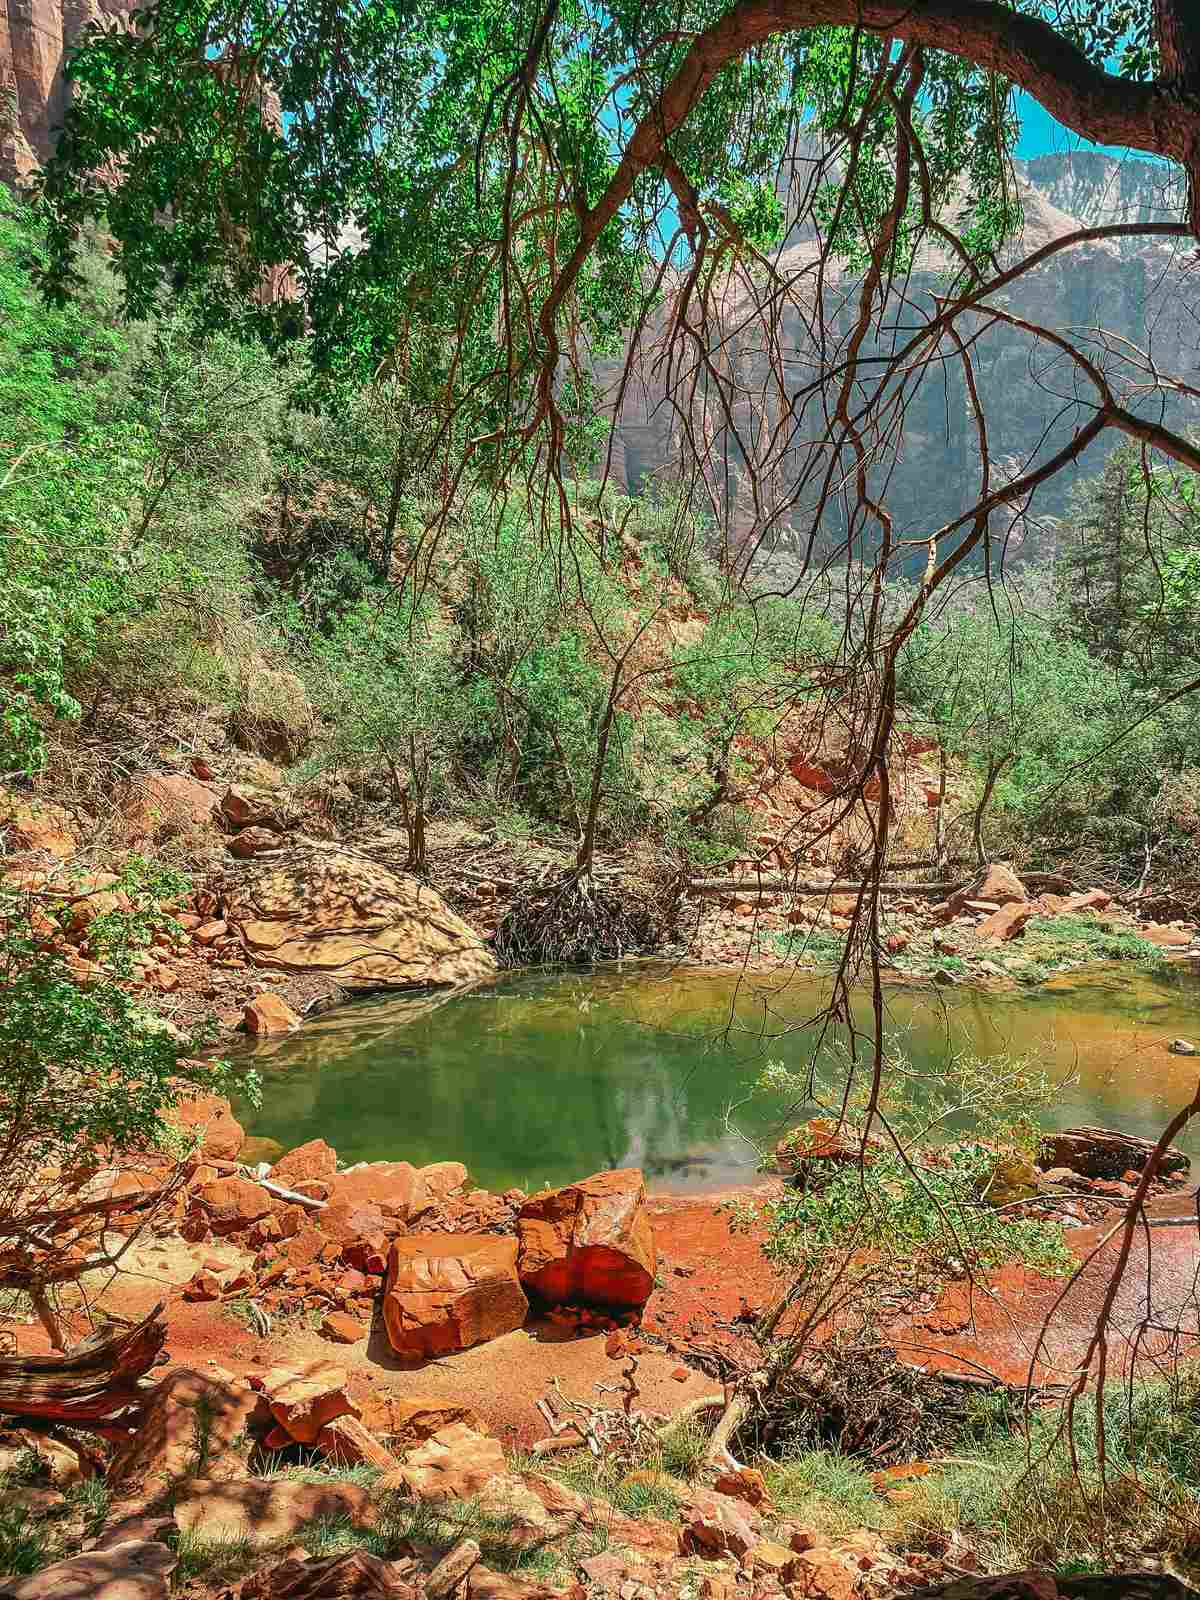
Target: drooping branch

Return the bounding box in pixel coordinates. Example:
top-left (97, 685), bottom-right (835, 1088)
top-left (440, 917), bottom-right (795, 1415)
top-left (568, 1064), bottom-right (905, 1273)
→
top-left (535, 0), bottom-right (1192, 426)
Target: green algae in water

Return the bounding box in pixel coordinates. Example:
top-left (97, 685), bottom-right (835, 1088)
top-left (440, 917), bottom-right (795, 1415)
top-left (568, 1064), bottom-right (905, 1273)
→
top-left (233, 963), bottom-right (1200, 1193)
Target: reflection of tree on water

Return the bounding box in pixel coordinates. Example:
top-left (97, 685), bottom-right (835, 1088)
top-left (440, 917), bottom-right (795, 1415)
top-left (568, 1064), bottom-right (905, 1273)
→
top-left (235, 966), bottom-right (1200, 1189)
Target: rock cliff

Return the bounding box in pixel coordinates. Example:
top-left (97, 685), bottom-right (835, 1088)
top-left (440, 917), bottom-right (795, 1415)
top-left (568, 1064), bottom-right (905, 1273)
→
top-left (1, 0), bottom-right (135, 184)
top-left (599, 155), bottom-right (1200, 566)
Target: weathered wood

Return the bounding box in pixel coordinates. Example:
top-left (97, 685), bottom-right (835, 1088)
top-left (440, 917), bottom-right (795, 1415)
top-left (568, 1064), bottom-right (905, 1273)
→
top-left (687, 877), bottom-right (965, 896)
top-left (0, 1301), bottom-right (166, 1423)
top-left (1038, 1126), bottom-right (1190, 1181)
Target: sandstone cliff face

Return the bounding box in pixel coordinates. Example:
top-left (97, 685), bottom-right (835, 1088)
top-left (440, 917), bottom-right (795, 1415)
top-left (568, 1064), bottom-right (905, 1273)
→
top-left (1, 0), bottom-right (135, 185)
top-left (599, 156), bottom-right (1199, 565)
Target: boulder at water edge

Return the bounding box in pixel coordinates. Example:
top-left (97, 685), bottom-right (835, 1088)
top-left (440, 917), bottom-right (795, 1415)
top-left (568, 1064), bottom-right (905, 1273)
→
top-left (219, 844), bottom-right (496, 989)
top-left (516, 1168), bottom-right (656, 1309)
top-left (382, 1235), bottom-right (528, 1360)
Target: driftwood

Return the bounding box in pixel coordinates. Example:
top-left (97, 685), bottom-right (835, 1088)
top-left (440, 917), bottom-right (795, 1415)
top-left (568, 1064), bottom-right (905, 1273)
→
top-left (686, 870), bottom-right (1077, 898)
top-left (0, 1300), bottom-right (165, 1424)
top-left (687, 877), bottom-right (963, 896)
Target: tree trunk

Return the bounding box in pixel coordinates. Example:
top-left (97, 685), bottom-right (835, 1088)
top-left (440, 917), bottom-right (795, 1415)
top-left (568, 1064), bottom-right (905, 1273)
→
top-left (577, 666), bottom-right (623, 875)
top-left (1156, 0), bottom-right (1200, 231)
top-left (934, 747), bottom-right (948, 871)
top-left (0, 1301), bottom-right (166, 1424)
top-left (972, 755), bottom-right (1011, 867)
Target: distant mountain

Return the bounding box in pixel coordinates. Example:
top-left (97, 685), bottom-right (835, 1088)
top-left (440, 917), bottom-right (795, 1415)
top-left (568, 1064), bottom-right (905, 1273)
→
top-left (1018, 151), bottom-right (1184, 231)
top-left (598, 153), bottom-right (1200, 569)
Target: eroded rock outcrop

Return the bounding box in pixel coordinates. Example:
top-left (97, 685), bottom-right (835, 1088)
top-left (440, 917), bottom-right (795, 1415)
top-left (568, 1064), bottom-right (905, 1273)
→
top-left (382, 1234), bottom-right (528, 1360)
top-left (516, 1168), bottom-right (656, 1309)
top-left (219, 845), bottom-right (496, 990)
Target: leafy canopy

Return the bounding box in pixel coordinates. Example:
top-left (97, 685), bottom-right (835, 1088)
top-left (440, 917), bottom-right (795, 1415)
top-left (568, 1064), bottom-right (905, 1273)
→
top-left (36, 0), bottom-right (1154, 452)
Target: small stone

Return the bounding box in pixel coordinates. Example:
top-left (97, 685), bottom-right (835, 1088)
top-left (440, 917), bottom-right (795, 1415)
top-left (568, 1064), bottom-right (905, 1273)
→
top-left (263, 1362), bottom-right (359, 1444)
top-left (244, 994), bottom-right (302, 1036)
top-left (1170, 1038), bottom-right (1197, 1055)
top-left (183, 1269), bottom-right (222, 1301)
top-left (426, 1538), bottom-right (482, 1599)
top-left (320, 1311), bottom-right (369, 1344)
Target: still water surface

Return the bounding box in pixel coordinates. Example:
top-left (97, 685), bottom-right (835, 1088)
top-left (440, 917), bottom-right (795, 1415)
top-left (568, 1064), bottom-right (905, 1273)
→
top-left (235, 963), bottom-right (1200, 1192)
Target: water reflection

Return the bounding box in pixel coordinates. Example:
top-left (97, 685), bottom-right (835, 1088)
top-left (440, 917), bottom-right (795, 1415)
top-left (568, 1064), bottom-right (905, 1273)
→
top-left (233, 963), bottom-right (1200, 1192)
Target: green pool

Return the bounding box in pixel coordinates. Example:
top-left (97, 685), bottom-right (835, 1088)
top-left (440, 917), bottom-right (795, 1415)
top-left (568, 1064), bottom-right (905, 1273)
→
top-left (233, 962), bottom-right (1200, 1192)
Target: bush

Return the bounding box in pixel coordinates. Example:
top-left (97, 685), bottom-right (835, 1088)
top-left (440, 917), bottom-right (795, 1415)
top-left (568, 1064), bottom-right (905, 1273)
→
top-left (0, 861), bottom-right (253, 1343)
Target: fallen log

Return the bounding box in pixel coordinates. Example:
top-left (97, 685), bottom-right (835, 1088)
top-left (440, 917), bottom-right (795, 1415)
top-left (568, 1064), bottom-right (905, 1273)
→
top-left (0, 1301), bottom-right (166, 1424)
top-left (686, 877), bottom-right (964, 896)
top-left (686, 870), bottom-right (1078, 898)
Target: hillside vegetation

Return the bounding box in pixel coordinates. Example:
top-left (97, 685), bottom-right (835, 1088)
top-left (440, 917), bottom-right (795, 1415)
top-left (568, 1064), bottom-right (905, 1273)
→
top-left (4, 182), bottom-right (1200, 915)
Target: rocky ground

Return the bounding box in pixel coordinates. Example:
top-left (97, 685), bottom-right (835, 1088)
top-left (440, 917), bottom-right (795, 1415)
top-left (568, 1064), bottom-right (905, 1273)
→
top-left (6, 756), bottom-right (1200, 1596)
top-left (1, 1101), bottom-right (1197, 1598)
top-left (5, 757), bottom-right (1197, 1063)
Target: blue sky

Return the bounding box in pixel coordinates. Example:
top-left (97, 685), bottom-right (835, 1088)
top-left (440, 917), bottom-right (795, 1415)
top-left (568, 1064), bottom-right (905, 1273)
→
top-left (1014, 92), bottom-right (1136, 161)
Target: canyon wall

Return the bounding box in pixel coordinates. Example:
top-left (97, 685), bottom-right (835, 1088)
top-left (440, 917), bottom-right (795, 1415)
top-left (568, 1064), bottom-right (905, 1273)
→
top-left (600, 156), bottom-right (1200, 566)
top-left (1, 0), bottom-right (135, 184)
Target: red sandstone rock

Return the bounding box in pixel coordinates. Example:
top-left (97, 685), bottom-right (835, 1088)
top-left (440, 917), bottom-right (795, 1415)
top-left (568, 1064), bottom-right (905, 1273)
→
top-left (382, 1234), bottom-right (528, 1360)
top-left (194, 1176), bottom-right (274, 1236)
top-left (326, 1162), bottom-right (420, 1226)
top-left (1037, 1125), bottom-right (1189, 1182)
top-left (271, 1139), bottom-right (337, 1184)
top-left (221, 786), bottom-right (274, 829)
top-left (1062, 888), bottom-right (1112, 913)
top-left (244, 993), bottom-right (302, 1036)
top-left (357, 1395), bottom-right (490, 1448)
top-left (947, 862), bottom-right (1026, 917)
top-left (314, 1415), bottom-right (402, 1472)
top-left (241, 1550), bottom-right (414, 1600)
top-left (0, 791), bottom-right (76, 858)
top-left (183, 1269), bottom-right (222, 1301)
top-left (167, 1090), bottom-right (244, 1161)
top-left (320, 1311), bottom-right (368, 1345)
top-left (263, 1362), bottom-right (360, 1444)
top-left (379, 1423), bottom-right (506, 1500)
top-left (680, 1491), bottom-right (757, 1558)
top-left (714, 1467), bottom-right (770, 1508)
top-left (416, 1160), bottom-right (469, 1203)
top-left (173, 1476), bottom-right (375, 1545)
top-left (120, 772), bottom-right (222, 844)
top-left (773, 1118), bottom-right (884, 1179)
top-left (230, 825), bottom-right (284, 858)
top-left (977, 902), bottom-right (1033, 942)
top-left (108, 1369), bottom-right (258, 1494)
top-left (516, 1169), bottom-right (656, 1309)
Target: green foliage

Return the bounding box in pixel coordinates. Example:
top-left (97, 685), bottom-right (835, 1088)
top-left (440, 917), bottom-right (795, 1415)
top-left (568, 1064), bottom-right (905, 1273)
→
top-left (0, 863), bottom-right (255, 1257)
top-left (760, 1141), bottom-right (1072, 1281)
top-left (895, 1366), bottom-right (1200, 1572)
top-left (747, 1051), bottom-right (1073, 1353)
top-left (32, 0), bottom-right (1134, 506)
top-left (1024, 914), bottom-right (1165, 967)
top-left (300, 591), bottom-right (466, 865)
top-left (0, 1504), bottom-right (51, 1578)
top-left (0, 185), bottom-right (290, 773)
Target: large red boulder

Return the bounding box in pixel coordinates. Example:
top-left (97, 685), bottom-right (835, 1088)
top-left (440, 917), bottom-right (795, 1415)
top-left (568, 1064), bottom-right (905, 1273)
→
top-left (193, 1176), bottom-right (274, 1236)
top-left (382, 1235), bottom-right (528, 1360)
top-left (516, 1169), bottom-right (656, 1310)
top-left (326, 1162), bottom-right (420, 1227)
top-left (244, 993), bottom-right (302, 1036)
top-left (107, 1370), bottom-right (258, 1496)
top-left (271, 1139), bottom-right (338, 1185)
top-left (120, 771), bottom-right (221, 844)
top-left (947, 862), bottom-right (1026, 917)
top-left (168, 1090), bottom-right (244, 1162)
